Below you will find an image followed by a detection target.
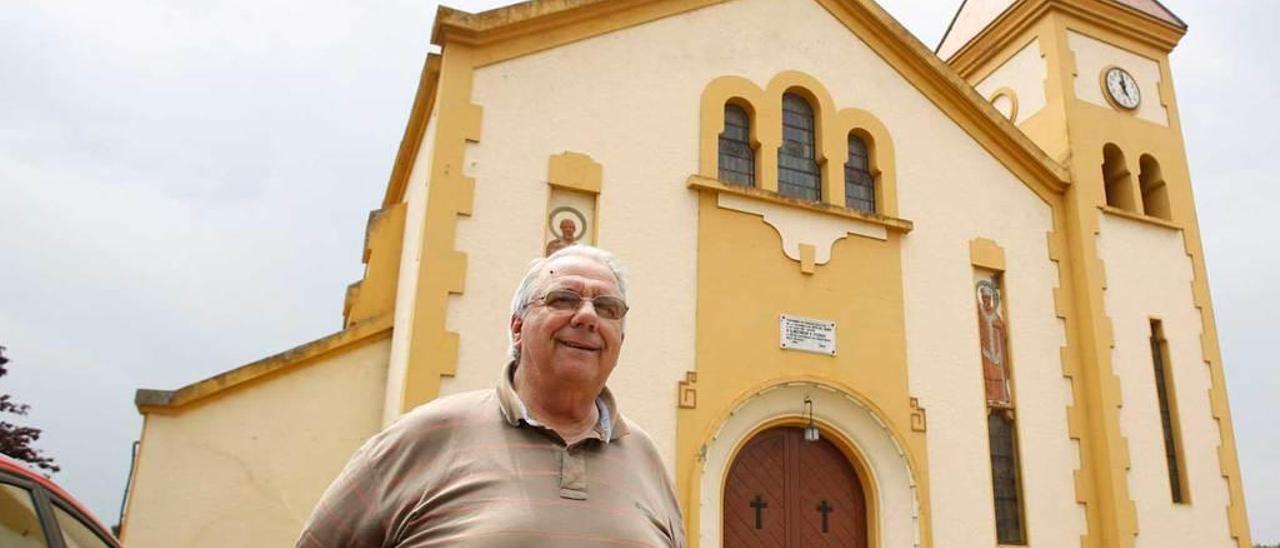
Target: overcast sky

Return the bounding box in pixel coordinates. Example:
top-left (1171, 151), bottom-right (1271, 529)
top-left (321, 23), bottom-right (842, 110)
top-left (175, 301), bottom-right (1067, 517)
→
top-left (1, 0), bottom-right (1275, 541)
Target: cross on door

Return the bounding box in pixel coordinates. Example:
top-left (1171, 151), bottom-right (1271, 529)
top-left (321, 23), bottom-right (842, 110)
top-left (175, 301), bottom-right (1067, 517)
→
top-left (750, 495), bottom-right (768, 529)
top-left (816, 499), bottom-right (834, 533)
top-left (724, 427), bottom-right (867, 547)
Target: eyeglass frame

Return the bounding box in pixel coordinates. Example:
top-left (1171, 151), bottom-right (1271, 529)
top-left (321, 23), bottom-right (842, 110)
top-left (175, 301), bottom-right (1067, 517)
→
top-left (528, 288), bottom-right (630, 320)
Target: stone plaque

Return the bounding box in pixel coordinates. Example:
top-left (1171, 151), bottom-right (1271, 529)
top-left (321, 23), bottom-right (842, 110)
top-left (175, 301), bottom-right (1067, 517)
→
top-left (779, 314), bottom-right (837, 356)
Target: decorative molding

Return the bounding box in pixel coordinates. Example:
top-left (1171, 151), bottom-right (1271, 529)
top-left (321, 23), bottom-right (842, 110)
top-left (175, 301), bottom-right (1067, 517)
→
top-left (715, 191), bottom-right (886, 268)
top-left (699, 71), bottom-right (902, 216)
top-left (136, 315), bottom-right (393, 413)
top-left (401, 47), bottom-right (484, 414)
top-left (678, 371), bottom-right (698, 409)
top-left (548, 151), bottom-right (603, 194)
top-left (384, 54), bottom-right (442, 207)
top-left (989, 86), bottom-right (1020, 123)
top-left (689, 175), bottom-right (912, 232)
top-left (909, 397), bottom-right (927, 432)
top-left (344, 203), bottom-right (408, 328)
top-left (1099, 205), bottom-right (1180, 230)
top-left (969, 237), bottom-right (1007, 272)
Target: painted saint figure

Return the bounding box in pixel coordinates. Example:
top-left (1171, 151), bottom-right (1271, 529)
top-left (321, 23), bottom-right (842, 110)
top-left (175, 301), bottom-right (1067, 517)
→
top-left (545, 217), bottom-right (580, 256)
top-left (976, 279), bottom-right (1011, 406)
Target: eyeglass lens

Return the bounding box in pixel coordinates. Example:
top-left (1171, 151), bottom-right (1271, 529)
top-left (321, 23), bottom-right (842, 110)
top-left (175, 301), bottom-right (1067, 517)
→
top-left (542, 289), bottom-right (628, 320)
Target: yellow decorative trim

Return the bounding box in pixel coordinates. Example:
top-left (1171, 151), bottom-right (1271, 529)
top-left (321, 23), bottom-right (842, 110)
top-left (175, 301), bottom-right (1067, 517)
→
top-left (1181, 225), bottom-right (1253, 546)
top-left (548, 151), bottom-right (603, 194)
top-left (798, 244), bottom-right (816, 274)
top-left (400, 0), bottom-right (1071, 216)
top-left (344, 203), bottom-right (407, 328)
top-left (812, 0), bottom-right (1069, 201)
top-left (699, 71), bottom-right (904, 214)
top-left (135, 314), bottom-right (393, 413)
top-left (699, 75), bottom-right (772, 189)
top-left (438, 0), bottom-right (731, 67)
top-left (401, 46), bottom-right (483, 414)
top-left (969, 237), bottom-right (1007, 272)
top-left (1099, 205), bottom-right (1179, 230)
top-left (687, 175), bottom-right (912, 233)
top-left (384, 54), bottom-right (442, 207)
top-left (947, 0), bottom-right (1184, 77)
top-left (989, 86), bottom-right (1020, 122)
top-left (909, 397), bottom-right (927, 432)
top-left (834, 107), bottom-right (899, 216)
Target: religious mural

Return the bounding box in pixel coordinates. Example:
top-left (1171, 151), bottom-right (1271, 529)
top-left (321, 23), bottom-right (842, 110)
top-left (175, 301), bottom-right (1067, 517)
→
top-left (975, 278), bottom-right (1011, 407)
top-left (543, 188), bottom-right (595, 257)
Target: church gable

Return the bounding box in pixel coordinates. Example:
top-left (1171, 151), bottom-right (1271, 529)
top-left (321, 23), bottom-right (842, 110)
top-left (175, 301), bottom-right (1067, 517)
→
top-left (415, 2), bottom-right (1077, 543)
top-left (437, 0), bottom-right (1066, 383)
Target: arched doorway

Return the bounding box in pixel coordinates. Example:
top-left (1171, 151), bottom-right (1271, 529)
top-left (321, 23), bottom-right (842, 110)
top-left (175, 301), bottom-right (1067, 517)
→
top-left (723, 426), bottom-right (868, 547)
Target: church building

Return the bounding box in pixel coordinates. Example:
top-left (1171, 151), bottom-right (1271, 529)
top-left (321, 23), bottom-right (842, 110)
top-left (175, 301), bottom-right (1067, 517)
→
top-left (118, 0), bottom-right (1252, 546)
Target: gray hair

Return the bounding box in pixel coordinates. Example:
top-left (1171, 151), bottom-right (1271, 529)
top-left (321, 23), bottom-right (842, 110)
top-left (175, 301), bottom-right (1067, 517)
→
top-left (508, 244), bottom-right (629, 362)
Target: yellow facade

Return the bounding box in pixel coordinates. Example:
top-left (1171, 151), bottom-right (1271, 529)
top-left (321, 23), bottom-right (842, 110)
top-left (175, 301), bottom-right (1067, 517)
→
top-left (121, 0), bottom-right (1249, 546)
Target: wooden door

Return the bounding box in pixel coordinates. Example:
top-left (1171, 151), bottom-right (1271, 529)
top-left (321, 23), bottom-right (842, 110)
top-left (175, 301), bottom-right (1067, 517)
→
top-left (723, 427), bottom-right (867, 548)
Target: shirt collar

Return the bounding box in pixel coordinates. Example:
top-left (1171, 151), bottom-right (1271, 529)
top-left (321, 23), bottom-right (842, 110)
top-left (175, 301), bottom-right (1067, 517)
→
top-left (497, 360), bottom-right (628, 442)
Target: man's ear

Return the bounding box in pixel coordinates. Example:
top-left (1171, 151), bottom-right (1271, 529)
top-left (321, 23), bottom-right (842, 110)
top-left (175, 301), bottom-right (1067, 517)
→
top-left (510, 314), bottom-right (524, 346)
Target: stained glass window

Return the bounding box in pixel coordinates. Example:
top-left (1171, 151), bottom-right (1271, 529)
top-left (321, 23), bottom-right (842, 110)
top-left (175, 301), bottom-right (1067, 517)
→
top-left (777, 94), bottom-right (820, 201)
top-left (844, 134), bottom-right (875, 213)
top-left (1150, 320), bottom-right (1186, 503)
top-left (718, 104), bottom-right (755, 187)
top-left (988, 411), bottom-right (1025, 545)
top-left (977, 275), bottom-right (1026, 545)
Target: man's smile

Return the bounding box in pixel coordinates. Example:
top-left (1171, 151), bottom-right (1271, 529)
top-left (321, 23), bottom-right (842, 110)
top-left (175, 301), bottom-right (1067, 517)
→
top-left (557, 337), bottom-right (601, 351)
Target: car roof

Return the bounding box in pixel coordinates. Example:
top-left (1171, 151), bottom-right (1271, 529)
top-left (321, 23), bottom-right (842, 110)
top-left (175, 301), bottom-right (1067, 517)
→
top-left (0, 453), bottom-right (117, 541)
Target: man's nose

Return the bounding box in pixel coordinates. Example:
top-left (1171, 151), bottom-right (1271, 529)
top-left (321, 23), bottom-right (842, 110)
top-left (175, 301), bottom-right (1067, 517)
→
top-left (569, 300), bottom-right (601, 330)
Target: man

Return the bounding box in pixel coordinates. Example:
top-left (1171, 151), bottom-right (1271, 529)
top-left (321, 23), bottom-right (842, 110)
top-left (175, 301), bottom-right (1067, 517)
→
top-left (298, 245), bottom-right (685, 547)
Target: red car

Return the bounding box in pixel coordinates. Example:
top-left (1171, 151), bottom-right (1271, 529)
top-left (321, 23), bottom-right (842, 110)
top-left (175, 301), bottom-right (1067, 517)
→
top-left (0, 454), bottom-right (121, 548)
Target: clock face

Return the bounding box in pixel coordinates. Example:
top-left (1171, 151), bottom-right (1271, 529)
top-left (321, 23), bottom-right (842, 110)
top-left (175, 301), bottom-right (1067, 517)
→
top-left (1105, 67), bottom-right (1141, 110)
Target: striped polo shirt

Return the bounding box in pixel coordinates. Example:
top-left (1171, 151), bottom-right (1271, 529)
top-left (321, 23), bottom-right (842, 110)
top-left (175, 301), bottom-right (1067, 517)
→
top-left (297, 361), bottom-right (685, 547)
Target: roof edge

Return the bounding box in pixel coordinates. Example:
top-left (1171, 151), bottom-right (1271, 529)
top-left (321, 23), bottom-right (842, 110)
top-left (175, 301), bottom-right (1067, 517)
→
top-left (418, 0), bottom-right (1066, 195)
top-left (431, 0), bottom-right (642, 48)
top-left (832, 0), bottom-right (1069, 190)
top-left (383, 54), bottom-right (442, 207)
top-left (947, 0), bottom-right (1185, 77)
top-left (935, 0), bottom-right (971, 54)
top-left (135, 314), bottom-right (393, 413)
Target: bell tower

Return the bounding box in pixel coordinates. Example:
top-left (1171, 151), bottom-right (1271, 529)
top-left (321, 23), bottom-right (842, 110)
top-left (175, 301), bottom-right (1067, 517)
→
top-left (938, 1), bottom-right (1251, 547)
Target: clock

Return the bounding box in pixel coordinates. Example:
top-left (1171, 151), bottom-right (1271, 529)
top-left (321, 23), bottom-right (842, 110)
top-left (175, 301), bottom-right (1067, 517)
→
top-left (1104, 67), bottom-right (1141, 110)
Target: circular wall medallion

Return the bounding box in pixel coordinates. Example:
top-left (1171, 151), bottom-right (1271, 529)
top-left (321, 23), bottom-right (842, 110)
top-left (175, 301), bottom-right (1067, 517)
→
top-left (1103, 67), bottom-right (1141, 110)
top-left (547, 206), bottom-right (588, 240)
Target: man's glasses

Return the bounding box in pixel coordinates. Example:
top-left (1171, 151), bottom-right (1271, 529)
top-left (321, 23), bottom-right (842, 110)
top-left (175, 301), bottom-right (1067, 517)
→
top-left (533, 289), bottom-right (629, 320)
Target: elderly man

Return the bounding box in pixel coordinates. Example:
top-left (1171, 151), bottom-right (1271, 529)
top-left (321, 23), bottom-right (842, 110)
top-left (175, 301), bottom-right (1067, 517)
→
top-left (298, 245), bottom-right (685, 547)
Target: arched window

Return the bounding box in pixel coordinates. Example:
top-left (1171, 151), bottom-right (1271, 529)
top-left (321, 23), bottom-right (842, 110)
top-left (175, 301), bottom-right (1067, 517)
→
top-left (718, 104), bottom-right (755, 187)
top-left (1138, 154), bottom-right (1171, 220)
top-left (1102, 144), bottom-right (1136, 211)
top-left (844, 133), bottom-right (875, 213)
top-left (778, 93), bottom-right (820, 201)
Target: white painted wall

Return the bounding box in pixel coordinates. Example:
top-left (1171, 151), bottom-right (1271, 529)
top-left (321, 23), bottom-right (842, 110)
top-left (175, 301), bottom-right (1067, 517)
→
top-left (1097, 213), bottom-right (1234, 547)
top-left (975, 38), bottom-right (1048, 125)
top-left (384, 101), bottom-right (439, 426)
top-left (431, 0), bottom-right (1082, 542)
top-left (124, 337), bottom-right (390, 548)
top-left (895, 77), bottom-right (1083, 548)
top-left (1067, 30), bottom-right (1169, 126)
